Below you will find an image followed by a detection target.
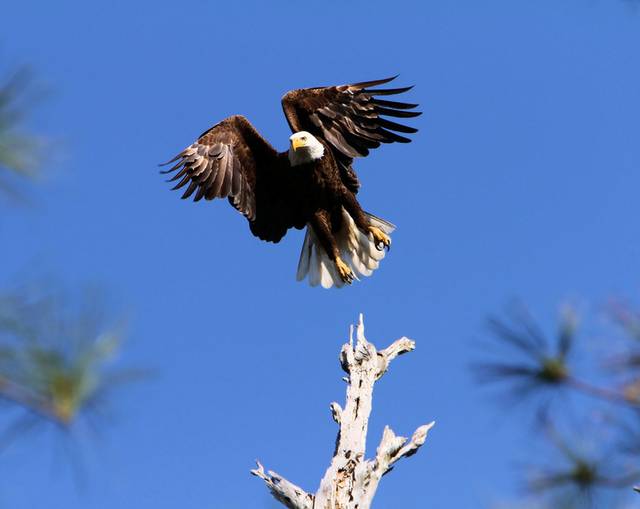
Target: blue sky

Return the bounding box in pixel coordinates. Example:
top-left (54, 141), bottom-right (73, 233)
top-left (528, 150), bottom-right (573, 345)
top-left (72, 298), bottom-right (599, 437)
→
top-left (1, 0), bottom-right (640, 507)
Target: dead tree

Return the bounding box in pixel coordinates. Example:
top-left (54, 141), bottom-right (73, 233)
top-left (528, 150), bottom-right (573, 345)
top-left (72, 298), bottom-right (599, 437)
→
top-left (252, 314), bottom-right (435, 509)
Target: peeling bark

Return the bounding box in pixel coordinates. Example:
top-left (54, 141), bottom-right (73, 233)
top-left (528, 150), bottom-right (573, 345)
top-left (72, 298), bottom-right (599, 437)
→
top-left (252, 314), bottom-right (435, 508)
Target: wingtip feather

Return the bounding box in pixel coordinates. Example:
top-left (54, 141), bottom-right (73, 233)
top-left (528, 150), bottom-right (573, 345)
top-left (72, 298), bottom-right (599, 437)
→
top-left (367, 85), bottom-right (415, 95)
top-left (349, 75), bottom-right (399, 90)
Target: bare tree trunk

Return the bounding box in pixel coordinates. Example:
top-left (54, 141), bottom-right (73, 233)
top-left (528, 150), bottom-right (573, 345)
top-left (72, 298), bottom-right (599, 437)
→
top-left (252, 314), bottom-right (435, 509)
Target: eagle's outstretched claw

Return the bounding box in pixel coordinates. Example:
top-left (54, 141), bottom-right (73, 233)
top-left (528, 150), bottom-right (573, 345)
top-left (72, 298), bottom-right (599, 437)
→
top-left (335, 257), bottom-right (355, 285)
top-left (368, 226), bottom-right (391, 251)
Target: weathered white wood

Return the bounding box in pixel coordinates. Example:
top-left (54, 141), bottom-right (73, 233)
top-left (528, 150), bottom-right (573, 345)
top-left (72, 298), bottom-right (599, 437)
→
top-left (253, 314), bottom-right (435, 509)
top-left (251, 461), bottom-right (314, 509)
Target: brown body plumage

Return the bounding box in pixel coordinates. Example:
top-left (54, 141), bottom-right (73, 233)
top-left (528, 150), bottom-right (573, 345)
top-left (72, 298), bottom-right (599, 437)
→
top-left (161, 76), bottom-right (420, 288)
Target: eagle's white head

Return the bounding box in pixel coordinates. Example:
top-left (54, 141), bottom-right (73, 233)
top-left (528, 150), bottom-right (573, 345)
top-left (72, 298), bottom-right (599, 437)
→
top-left (288, 131), bottom-right (325, 167)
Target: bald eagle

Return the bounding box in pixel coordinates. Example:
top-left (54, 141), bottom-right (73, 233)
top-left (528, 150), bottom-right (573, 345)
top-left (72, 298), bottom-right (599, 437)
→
top-left (161, 76), bottom-right (420, 288)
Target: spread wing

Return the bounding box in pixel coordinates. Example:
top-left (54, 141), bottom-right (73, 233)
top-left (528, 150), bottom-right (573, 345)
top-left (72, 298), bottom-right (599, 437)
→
top-left (280, 76), bottom-right (421, 193)
top-left (161, 115), bottom-right (293, 242)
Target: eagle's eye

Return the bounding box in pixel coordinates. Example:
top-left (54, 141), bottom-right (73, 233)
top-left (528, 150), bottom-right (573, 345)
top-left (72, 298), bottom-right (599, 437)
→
top-left (301, 136), bottom-right (307, 141)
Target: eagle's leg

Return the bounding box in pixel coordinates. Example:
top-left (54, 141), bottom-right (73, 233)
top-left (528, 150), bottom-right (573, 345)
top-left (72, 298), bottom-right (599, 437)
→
top-left (341, 191), bottom-right (391, 251)
top-left (311, 210), bottom-right (355, 284)
top-left (335, 257), bottom-right (355, 284)
top-left (368, 226), bottom-right (391, 251)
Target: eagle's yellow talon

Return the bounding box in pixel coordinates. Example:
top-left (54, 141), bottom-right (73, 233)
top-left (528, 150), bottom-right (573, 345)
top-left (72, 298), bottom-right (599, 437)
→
top-left (368, 226), bottom-right (391, 251)
top-left (335, 257), bottom-right (355, 284)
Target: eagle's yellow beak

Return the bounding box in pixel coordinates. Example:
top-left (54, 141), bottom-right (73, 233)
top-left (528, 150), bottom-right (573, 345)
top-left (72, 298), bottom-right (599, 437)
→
top-left (291, 138), bottom-right (306, 151)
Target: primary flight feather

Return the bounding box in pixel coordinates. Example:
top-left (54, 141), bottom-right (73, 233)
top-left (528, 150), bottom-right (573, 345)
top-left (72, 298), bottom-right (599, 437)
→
top-left (161, 76), bottom-right (420, 288)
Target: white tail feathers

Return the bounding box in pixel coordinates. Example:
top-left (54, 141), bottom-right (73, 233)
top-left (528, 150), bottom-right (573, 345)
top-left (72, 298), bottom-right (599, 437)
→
top-left (296, 208), bottom-right (395, 289)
